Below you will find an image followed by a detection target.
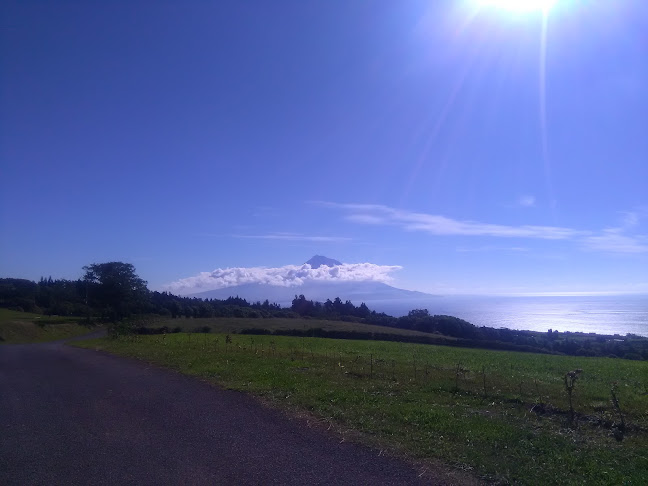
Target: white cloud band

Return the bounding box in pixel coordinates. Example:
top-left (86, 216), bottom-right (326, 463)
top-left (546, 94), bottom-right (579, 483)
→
top-left (164, 262), bottom-right (402, 295)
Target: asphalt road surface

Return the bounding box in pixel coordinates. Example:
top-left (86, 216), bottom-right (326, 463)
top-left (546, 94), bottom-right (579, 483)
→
top-left (0, 335), bottom-right (468, 485)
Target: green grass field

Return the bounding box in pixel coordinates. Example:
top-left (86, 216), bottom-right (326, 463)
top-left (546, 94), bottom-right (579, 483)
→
top-left (76, 332), bottom-right (648, 484)
top-left (142, 316), bottom-right (457, 339)
top-left (0, 308), bottom-right (93, 344)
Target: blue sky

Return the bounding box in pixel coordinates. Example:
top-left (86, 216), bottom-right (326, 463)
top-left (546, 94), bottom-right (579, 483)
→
top-left (1, 0), bottom-right (647, 296)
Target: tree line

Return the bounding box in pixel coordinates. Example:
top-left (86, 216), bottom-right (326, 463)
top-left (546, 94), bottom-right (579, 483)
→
top-left (1, 262), bottom-right (646, 360)
top-left (0, 265), bottom-right (290, 322)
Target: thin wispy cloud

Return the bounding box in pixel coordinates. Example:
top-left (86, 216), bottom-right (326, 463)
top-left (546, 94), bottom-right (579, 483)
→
top-left (318, 202), bottom-right (583, 240)
top-left (580, 210), bottom-right (648, 254)
top-left (622, 212), bottom-right (639, 228)
top-left (456, 246), bottom-right (529, 253)
top-left (581, 230), bottom-right (648, 254)
top-left (251, 206), bottom-right (281, 218)
top-left (164, 262), bottom-right (402, 294)
top-left (620, 210), bottom-right (644, 229)
top-left (232, 232), bottom-right (351, 243)
top-left (317, 202), bottom-right (648, 254)
top-left (518, 195), bottom-right (536, 207)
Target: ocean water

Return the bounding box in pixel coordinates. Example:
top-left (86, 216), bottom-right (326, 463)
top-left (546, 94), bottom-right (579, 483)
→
top-left (369, 294), bottom-right (648, 337)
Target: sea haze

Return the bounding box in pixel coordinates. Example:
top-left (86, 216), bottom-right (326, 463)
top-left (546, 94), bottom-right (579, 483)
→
top-left (366, 294), bottom-right (648, 337)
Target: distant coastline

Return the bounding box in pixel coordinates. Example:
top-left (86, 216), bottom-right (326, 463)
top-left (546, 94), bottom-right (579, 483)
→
top-left (367, 294), bottom-right (648, 337)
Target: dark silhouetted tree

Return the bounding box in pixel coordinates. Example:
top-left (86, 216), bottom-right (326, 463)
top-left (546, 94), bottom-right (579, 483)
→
top-left (83, 262), bottom-right (149, 321)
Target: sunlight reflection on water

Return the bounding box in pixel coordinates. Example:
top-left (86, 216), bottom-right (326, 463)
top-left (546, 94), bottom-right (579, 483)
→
top-left (369, 295), bottom-right (648, 337)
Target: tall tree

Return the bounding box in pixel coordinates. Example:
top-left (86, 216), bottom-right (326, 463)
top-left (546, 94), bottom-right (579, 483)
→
top-left (82, 262), bottom-right (149, 321)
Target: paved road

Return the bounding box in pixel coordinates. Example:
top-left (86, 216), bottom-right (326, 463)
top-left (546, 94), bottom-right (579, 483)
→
top-left (0, 336), bottom-right (468, 485)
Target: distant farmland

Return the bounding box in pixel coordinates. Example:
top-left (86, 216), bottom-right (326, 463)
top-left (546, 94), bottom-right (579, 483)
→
top-left (142, 316), bottom-right (456, 339)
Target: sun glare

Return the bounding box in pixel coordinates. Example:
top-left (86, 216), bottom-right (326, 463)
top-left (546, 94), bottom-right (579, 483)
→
top-left (476, 0), bottom-right (557, 12)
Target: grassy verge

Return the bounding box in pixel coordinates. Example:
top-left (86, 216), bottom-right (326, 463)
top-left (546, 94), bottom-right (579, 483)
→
top-left (75, 333), bottom-right (648, 484)
top-left (0, 308), bottom-right (93, 344)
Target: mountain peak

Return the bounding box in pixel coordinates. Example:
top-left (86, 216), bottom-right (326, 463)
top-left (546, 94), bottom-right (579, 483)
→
top-left (305, 255), bottom-right (342, 269)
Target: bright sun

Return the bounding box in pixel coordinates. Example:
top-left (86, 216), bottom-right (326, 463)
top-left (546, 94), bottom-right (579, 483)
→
top-left (476, 0), bottom-right (557, 12)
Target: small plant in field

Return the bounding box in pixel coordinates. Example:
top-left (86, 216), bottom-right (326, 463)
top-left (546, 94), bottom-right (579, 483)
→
top-left (610, 382), bottom-right (626, 441)
top-left (481, 366), bottom-right (487, 397)
top-left (374, 357), bottom-right (385, 379)
top-left (225, 334), bottom-right (232, 353)
top-left (454, 364), bottom-right (468, 392)
top-left (564, 369), bottom-right (582, 426)
top-left (350, 355), bottom-right (361, 375)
